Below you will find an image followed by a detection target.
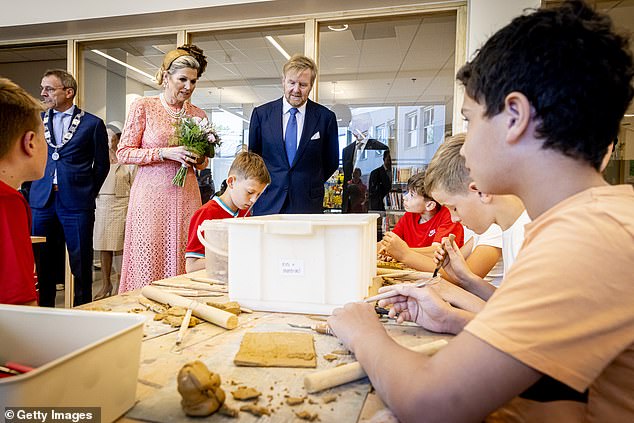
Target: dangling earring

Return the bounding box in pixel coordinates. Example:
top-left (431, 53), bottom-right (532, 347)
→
top-left (163, 79), bottom-right (168, 89)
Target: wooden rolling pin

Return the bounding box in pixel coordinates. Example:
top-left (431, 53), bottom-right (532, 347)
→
top-left (141, 286), bottom-right (238, 329)
top-left (304, 339), bottom-right (448, 393)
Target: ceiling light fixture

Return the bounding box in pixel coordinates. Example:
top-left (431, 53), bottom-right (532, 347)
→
top-left (327, 24), bottom-right (349, 32)
top-left (91, 49), bottom-right (157, 83)
top-left (624, 114), bottom-right (634, 117)
top-left (265, 36), bottom-right (291, 60)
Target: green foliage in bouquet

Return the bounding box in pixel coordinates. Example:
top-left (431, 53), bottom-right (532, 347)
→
top-left (171, 116), bottom-right (221, 187)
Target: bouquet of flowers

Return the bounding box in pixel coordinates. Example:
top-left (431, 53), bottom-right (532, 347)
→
top-left (171, 116), bottom-right (221, 187)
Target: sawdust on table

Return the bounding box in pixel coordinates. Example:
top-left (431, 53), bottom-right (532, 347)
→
top-left (233, 332), bottom-right (317, 368)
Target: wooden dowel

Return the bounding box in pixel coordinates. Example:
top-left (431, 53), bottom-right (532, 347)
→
top-left (304, 339), bottom-right (448, 393)
top-left (141, 286), bottom-right (238, 329)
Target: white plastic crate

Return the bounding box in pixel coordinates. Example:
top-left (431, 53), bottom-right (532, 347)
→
top-left (224, 214), bottom-right (378, 315)
top-left (0, 305), bottom-right (145, 422)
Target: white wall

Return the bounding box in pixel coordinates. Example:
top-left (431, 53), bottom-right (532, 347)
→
top-left (0, 60), bottom-right (66, 99)
top-left (1, 0), bottom-right (270, 27)
top-left (467, 0), bottom-right (541, 59)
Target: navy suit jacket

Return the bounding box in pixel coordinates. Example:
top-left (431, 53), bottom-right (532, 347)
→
top-left (30, 107), bottom-right (109, 210)
top-left (249, 98), bottom-right (339, 214)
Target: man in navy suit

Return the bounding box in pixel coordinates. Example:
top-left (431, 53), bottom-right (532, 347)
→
top-left (249, 55), bottom-right (339, 214)
top-left (30, 69), bottom-right (109, 306)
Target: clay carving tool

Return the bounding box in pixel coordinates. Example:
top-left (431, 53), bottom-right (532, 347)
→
top-left (188, 276), bottom-right (227, 286)
top-left (152, 287), bottom-right (224, 297)
top-left (287, 322), bottom-right (334, 336)
top-left (152, 280), bottom-right (228, 293)
top-left (432, 233), bottom-right (456, 278)
top-left (362, 276), bottom-right (437, 303)
top-left (175, 308), bottom-right (193, 347)
top-left (0, 365), bottom-right (20, 376)
top-left (4, 362), bottom-right (34, 374)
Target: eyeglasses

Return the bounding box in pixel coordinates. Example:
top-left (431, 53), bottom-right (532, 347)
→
top-left (40, 86), bottom-right (67, 93)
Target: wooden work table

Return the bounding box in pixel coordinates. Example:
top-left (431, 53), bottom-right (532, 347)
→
top-left (79, 270), bottom-right (451, 422)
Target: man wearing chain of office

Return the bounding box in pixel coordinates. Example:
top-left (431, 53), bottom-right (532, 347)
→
top-left (30, 69), bottom-right (109, 306)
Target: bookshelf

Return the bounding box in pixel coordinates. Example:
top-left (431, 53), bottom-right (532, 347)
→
top-left (323, 169), bottom-right (344, 210)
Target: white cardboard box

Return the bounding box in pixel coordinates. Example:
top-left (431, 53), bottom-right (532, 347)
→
top-left (225, 214), bottom-right (378, 315)
top-left (0, 305), bottom-right (145, 422)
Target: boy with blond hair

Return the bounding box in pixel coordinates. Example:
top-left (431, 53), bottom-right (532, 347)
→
top-left (185, 152), bottom-right (270, 272)
top-left (0, 78), bottom-right (47, 305)
top-left (425, 133), bottom-right (529, 298)
top-left (382, 137), bottom-right (505, 286)
top-left (329, 2), bottom-right (634, 421)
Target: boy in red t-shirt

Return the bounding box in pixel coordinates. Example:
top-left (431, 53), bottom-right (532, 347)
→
top-left (185, 152), bottom-right (270, 272)
top-left (386, 172), bottom-right (464, 251)
top-left (0, 78), bottom-right (48, 305)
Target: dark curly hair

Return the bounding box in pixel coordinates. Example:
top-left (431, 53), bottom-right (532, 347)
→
top-left (457, 0), bottom-right (634, 170)
top-left (177, 44), bottom-right (208, 76)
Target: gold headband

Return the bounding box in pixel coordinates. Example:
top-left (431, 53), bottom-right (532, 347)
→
top-left (161, 49), bottom-right (190, 73)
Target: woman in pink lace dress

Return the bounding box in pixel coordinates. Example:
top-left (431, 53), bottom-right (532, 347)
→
top-left (117, 45), bottom-right (209, 292)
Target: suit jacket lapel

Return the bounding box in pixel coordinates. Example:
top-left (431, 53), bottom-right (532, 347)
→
top-left (269, 99), bottom-right (287, 164)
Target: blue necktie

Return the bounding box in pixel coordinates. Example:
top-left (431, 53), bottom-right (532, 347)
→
top-left (285, 108), bottom-right (298, 165)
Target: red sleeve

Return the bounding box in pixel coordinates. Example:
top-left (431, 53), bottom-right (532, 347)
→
top-left (0, 194), bottom-right (38, 305)
top-left (185, 206), bottom-right (209, 257)
top-left (430, 206), bottom-right (465, 247)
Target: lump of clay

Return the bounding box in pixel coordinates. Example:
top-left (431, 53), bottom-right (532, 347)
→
top-left (207, 301), bottom-right (242, 315)
top-left (296, 410), bottom-right (319, 421)
top-left (154, 306), bottom-right (201, 327)
top-left (286, 396), bottom-right (306, 406)
top-left (240, 404), bottom-right (270, 416)
top-left (231, 386), bottom-right (261, 400)
top-left (177, 360), bottom-right (226, 416)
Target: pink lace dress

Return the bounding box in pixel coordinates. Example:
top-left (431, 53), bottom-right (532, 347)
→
top-left (116, 97), bottom-right (204, 292)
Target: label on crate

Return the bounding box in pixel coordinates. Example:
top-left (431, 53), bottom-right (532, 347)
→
top-left (280, 259), bottom-right (305, 276)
